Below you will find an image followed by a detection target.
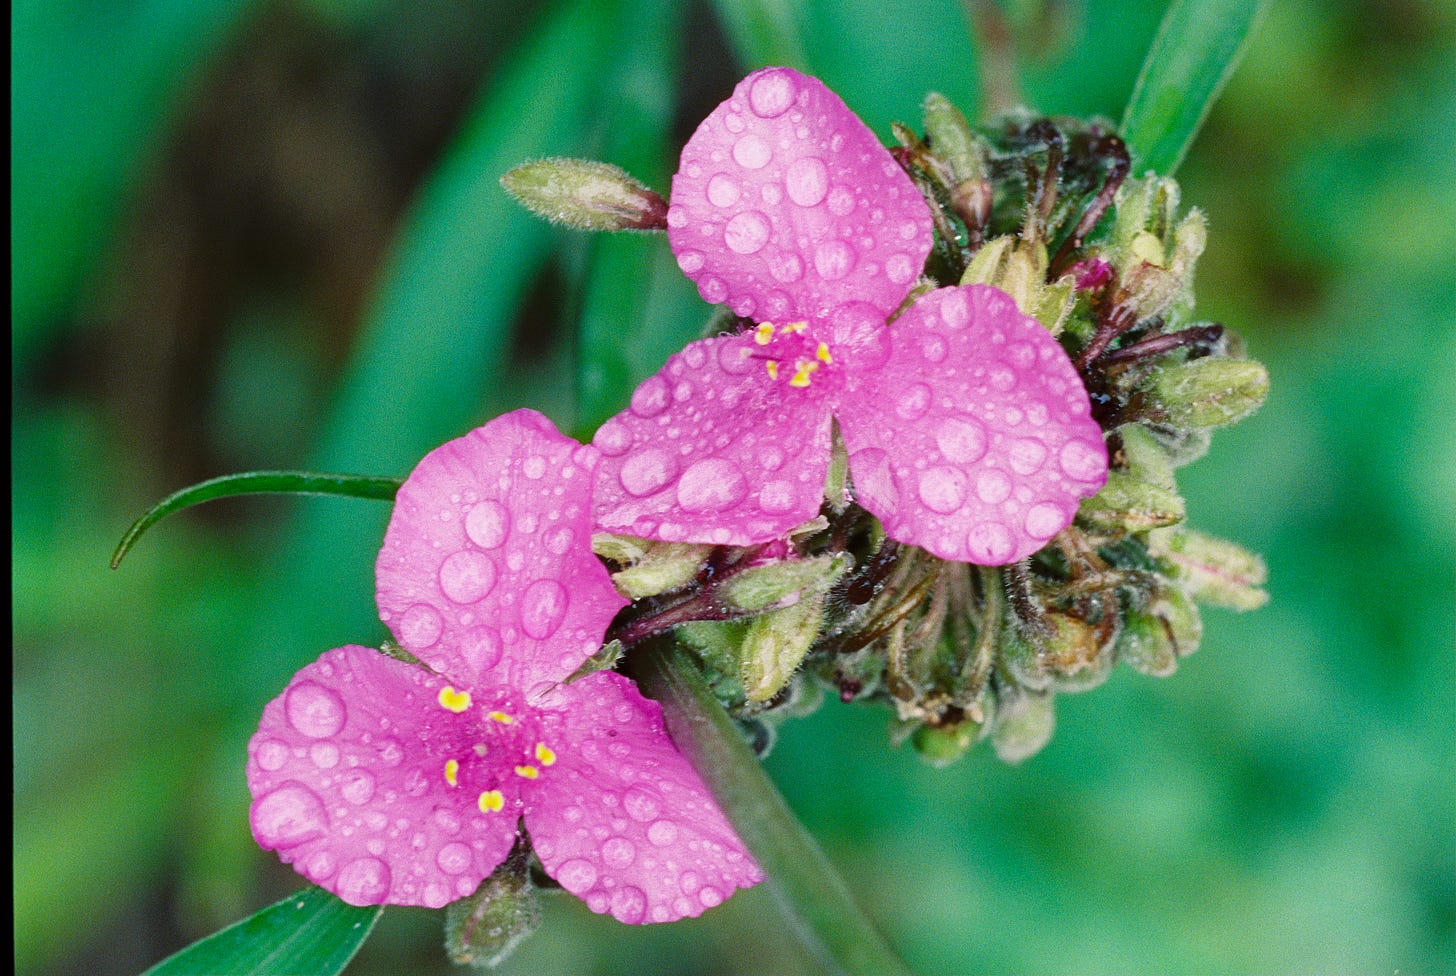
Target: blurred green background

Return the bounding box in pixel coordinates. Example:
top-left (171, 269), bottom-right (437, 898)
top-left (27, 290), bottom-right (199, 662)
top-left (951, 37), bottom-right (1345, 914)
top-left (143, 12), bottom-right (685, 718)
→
top-left (13, 0), bottom-right (1454, 973)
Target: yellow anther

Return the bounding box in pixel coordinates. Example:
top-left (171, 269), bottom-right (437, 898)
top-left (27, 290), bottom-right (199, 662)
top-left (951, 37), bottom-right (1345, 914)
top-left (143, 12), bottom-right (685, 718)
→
top-left (443, 759), bottom-right (460, 788)
top-left (487, 711), bottom-right (514, 725)
top-left (534, 743), bottom-right (557, 766)
top-left (754, 323), bottom-right (776, 345)
top-left (789, 361), bottom-right (818, 388)
top-left (514, 764), bottom-right (541, 780)
top-left (478, 790), bottom-right (504, 813)
top-left (765, 360), bottom-right (779, 381)
top-left (438, 686), bottom-right (472, 713)
top-left (816, 342), bottom-right (833, 364)
top-left (782, 320), bottom-right (808, 334)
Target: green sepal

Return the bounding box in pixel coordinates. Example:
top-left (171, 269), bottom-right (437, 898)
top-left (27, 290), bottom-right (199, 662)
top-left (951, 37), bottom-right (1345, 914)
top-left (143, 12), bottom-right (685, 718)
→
top-left (444, 837), bottom-right (540, 969)
top-left (740, 592), bottom-right (827, 703)
top-left (500, 157), bottom-right (667, 231)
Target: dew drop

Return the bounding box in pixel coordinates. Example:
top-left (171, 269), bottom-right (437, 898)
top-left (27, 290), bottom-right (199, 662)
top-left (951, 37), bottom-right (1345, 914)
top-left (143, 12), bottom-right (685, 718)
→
top-left (706, 174), bottom-right (740, 208)
top-left (732, 134), bottom-right (772, 170)
top-left (460, 624), bottom-right (503, 674)
top-left (631, 376), bottom-right (671, 418)
top-left (699, 886), bottom-right (724, 908)
top-left (677, 248), bottom-right (705, 273)
top-left (768, 250), bottom-right (804, 283)
top-left (341, 769), bottom-right (376, 805)
top-left (935, 417), bottom-right (989, 464)
top-left (1007, 340), bottom-right (1038, 367)
top-left (521, 579), bottom-right (569, 639)
top-left (436, 841), bottom-right (473, 875)
top-left (620, 448), bottom-right (678, 497)
top-left (434, 808), bottom-right (462, 834)
top-left (610, 885), bottom-right (647, 923)
top-left (593, 419), bottom-right (631, 457)
top-left (465, 501), bottom-right (510, 550)
top-left (896, 382), bottom-right (932, 421)
top-left (676, 458), bottom-right (749, 513)
top-left (305, 849), bottom-right (338, 880)
top-left (309, 742), bottom-right (340, 769)
top-left (1025, 502), bottom-right (1068, 540)
top-left (666, 204), bottom-right (687, 228)
top-left (785, 156), bottom-right (829, 207)
top-left (827, 186), bottom-right (855, 216)
top-left (545, 526), bottom-right (575, 555)
top-left (602, 837), bottom-right (637, 869)
top-left (522, 455), bottom-right (547, 480)
top-left (336, 857), bottom-right (391, 905)
top-left (555, 858), bottom-right (599, 894)
top-left (252, 783), bottom-right (329, 848)
top-left (813, 240), bottom-right (854, 280)
top-left (918, 466), bottom-right (969, 514)
top-left (377, 737), bottom-right (404, 767)
top-left (989, 366), bottom-right (1017, 392)
top-left (683, 344), bottom-right (707, 368)
top-left (975, 469), bottom-right (1013, 504)
top-left (1007, 437), bottom-right (1048, 475)
top-left (399, 604), bottom-right (443, 649)
top-left (1059, 439), bottom-right (1107, 481)
top-left (647, 819), bottom-right (680, 847)
top-left (285, 681), bottom-right (347, 739)
top-left (680, 870), bottom-right (702, 894)
top-left (623, 785), bottom-right (662, 822)
top-left (724, 210), bottom-right (772, 254)
top-left (886, 252), bottom-right (916, 284)
top-left (920, 333), bottom-right (948, 363)
top-left (255, 738), bottom-right (289, 771)
top-left (748, 68), bottom-right (795, 117)
top-left (699, 275), bottom-right (729, 304)
top-left (966, 522), bottom-right (1015, 564)
top-left (759, 480), bottom-right (796, 514)
top-left (438, 550), bottom-right (497, 604)
top-left (422, 883), bottom-right (451, 909)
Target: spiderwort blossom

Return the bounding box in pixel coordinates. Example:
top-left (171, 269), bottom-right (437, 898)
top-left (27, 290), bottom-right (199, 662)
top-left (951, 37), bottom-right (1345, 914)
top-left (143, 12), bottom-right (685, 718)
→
top-left (247, 410), bottom-right (761, 920)
top-left (592, 68), bottom-right (1108, 564)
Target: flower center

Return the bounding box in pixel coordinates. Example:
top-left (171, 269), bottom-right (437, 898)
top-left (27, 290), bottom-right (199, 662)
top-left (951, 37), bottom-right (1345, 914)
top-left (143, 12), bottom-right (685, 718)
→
top-left (751, 320), bottom-right (835, 388)
top-left (431, 686), bottom-right (557, 813)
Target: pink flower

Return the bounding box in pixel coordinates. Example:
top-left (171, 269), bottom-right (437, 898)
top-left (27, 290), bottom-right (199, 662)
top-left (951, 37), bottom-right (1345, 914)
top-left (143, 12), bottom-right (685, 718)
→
top-left (247, 410), bottom-right (761, 920)
top-left (592, 68), bottom-right (1108, 564)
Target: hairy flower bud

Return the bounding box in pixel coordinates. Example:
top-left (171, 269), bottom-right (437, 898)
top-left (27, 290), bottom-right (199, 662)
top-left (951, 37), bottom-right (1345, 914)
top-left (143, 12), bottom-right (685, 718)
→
top-left (991, 684), bottom-right (1056, 763)
top-left (740, 592), bottom-right (827, 703)
top-left (1148, 527), bottom-right (1269, 610)
top-left (594, 534), bottom-right (712, 599)
top-left (501, 157), bottom-right (668, 231)
top-left (961, 235), bottom-right (1075, 335)
top-left (1115, 587), bottom-right (1202, 676)
top-left (444, 841), bottom-right (539, 967)
top-left (910, 715), bottom-right (985, 767)
top-left (1078, 424), bottom-right (1185, 533)
top-left (720, 552), bottom-right (851, 613)
top-left (1142, 357), bottom-right (1270, 428)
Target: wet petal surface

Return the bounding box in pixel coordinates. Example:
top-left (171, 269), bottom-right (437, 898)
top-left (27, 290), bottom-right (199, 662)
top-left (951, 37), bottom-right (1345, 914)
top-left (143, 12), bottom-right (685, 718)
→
top-left (592, 335), bottom-right (834, 545)
top-left (376, 410), bottom-right (627, 696)
top-left (668, 67), bottom-right (933, 323)
top-left (247, 646), bottom-right (520, 907)
top-left (524, 671), bottom-right (762, 923)
top-left (836, 285), bottom-right (1108, 563)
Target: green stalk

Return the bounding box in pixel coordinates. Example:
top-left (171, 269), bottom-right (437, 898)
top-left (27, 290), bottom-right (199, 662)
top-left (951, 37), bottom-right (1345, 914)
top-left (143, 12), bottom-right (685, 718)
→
top-left (632, 641), bottom-right (912, 976)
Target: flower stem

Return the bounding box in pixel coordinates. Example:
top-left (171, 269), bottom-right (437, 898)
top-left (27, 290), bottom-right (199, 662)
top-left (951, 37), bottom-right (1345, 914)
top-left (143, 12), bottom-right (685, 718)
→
top-left (631, 641), bottom-right (913, 976)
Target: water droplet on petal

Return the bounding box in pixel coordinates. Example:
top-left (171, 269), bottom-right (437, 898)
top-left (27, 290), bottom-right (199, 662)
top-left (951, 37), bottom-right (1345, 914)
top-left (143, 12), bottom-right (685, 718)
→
top-left (305, 849), bottom-right (338, 880)
top-left (1007, 341), bottom-right (1038, 368)
top-left (601, 837), bottom-right (637, 869)
top-left (975, 469), bottom-right (1012, 504)
top-left (1025, 502), bottom-right (1068, 540)
top-left (732, 134), bottom-right (772, 170)
top-left (594, 419), bottom-right (631, 458)
top-left (666, 205), bottom-right (687, 228)
top-left (545, 526), bottom-right (575, 555)
top-left (647, 820), bottom-right (680, 846)
top-left (896, 383), bottom-right (932, 421)
top-left (920, 333), bottom-right (948, 363)
top-left (676, 458), bottom-right (749, 513)
top-left (285, 681), bottom-right (347, 739)
top-left (748, 68), bottom-right (796, 117)
top-left (631, 376), bottom-right (671, 418)
top-left (967, 522), bottom-right (1015, 563)
top-left (465, 501), bottom-right (510, 550)
top-left (434, 808), bottom-right (461, 834)
top-left (336, 857), bottom-right (392, 905)
top-left (309, 742), bottom-right (340, 769)
top-left (699, 886), bottom-right (723, 908)
top-left (785, 156), bottom-right (829, 207)
top-left (399, 604), bottom-right (443, 648)
top-left (520, 580), bottom-right (569, 639)
top-left (461, 625), bottom-right (503, 674)
top-left (1060, 439), bottom-right (1106, 481)
top-left (610, 885), bottom-right (647, 923)
top-left (886, 252), bottom-right (916, 284)
top-left (555, 858), bottom-right (598, 894)
top-left (724, 210), bottom-right (771, 254)
top-left (699, 275), bottom-right (729, 304)
top-left (759, 480), bottom-right (796, 513)
top-left (255, 738), bottom-right (289, 771)
top-left (436, 841), bottom-right (472, 875)
top-left (341, 769), bottom-right (376, 805)
top-left (989, 366), bottom-right (1017, 392)
top-left (1008, 437), bottom-right (1048, 475)
top-left (623, 785), bottom-right (661, 822)
top-left (422, 883), bottom-right (451, 909)
top-left (620, 448), bottom-right (678, 497)
top-left (918, 466), bottom-right (968, 514)
top-left (813, 240), bottom-right (855, 280)
top-left (677, 248), bottom-right (705, 274)
top-left (376, 737), bottom-right (404, 767)
top-left (253, 783), bottom-right (329, 848)
top-left (706, 174), bottom-right (740, 208)
top-left (935, 417), bottom-right (989, 464)
top-left (522, 455), bottom-right (547, 479)
top-left (768, 250), bottom-right (804, 283)
top-left (438, 551), bottom-right (497, 604)
top-left (827, 186), bottom-right (855, 216)
top-left (680, 871), bottom-right (701, 894)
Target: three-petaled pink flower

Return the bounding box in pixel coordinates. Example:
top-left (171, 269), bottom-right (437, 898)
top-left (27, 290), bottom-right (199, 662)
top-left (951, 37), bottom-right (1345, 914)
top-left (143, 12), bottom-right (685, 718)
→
top-left (247, 410), bottom-right (761, 920)
top-left (592, 67), bottom-right (1108, 564)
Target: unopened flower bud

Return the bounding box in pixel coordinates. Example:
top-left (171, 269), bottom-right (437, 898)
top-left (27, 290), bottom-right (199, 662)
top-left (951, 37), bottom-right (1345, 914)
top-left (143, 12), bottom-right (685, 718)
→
top-left (1038, 613), bottom-right (1115, 691)
top-left (962, 235), bottom-right (1072, 334)
top-left (501, 158), bottom-right (668, 231)
top-left (1078, 424), bottom-right (1184, 532)
top-left (991, 684), bottom-right (1055, 763)
top-left (1116, 587), bottom-right (1202, 676)
top-left (720, 552), bottom-right (851, 613)
top-left (594, 533), bottom-right (712, 599)
top-left (740, 592), bottom-right (827, 702)
top-left (1142, 357), bottom-right (1269, 429)
top-left (1148, 527), bottom-right (1269, 610)
top-left (445, 840), bottom-right (539, 967)
top-left (910, 716), bottom-right (984, 767)
top-left (921, 92), bottom-right (987, 186)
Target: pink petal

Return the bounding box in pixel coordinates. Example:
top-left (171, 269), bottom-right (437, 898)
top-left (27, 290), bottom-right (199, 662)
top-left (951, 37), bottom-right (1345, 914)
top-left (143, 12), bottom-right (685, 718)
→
top-left (835, 285), bottom-right (1108, 563)
top-left (376, 409), bottom-right (627, 696)
top-left (667, 67), bottom-right (933, 323)
top-left (591, 335), bottom-right (833, 545)
top-left (523, 671), bottom-right (762, 923)
top-left (246, 646), bottom-right (520, 907)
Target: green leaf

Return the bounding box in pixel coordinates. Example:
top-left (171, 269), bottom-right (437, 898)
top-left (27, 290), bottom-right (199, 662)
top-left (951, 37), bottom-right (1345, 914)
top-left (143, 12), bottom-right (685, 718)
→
top-left (707, 0), bottom-right (810, 71)
top-left (111, 472), bottom-right (402, 569)
top-left (142, 886), bottom-right (382, 976)
top-left (1120, 0), bottom-right (1271, 175)
top-left (632, 642), bottom-right (911, 976)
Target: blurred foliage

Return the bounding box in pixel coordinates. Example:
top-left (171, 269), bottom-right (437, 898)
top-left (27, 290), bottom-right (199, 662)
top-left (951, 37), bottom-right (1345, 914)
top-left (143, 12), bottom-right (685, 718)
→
top-left (12, 1), bottom-right (1453, 975)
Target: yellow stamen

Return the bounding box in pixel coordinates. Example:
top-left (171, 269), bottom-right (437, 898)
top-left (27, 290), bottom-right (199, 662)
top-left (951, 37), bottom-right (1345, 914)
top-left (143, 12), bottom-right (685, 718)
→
top-left (765, 360), bottom-right (779, 381)
top-left (487, 710), bottom-right (514, 725)
top-left (514, 764), bottom-right (540, 780)
top-left (478, 790), bottom-right (504, 812)
top-left (443, 759), bottom-right (460, 787)
top-left (754, 323), bottom-right (775, 345)
top-left (534, 743), bottom-right (557, 766)
top-left (782, 320), bottom-right (808, 334)
top-left (437, 686), bottom-right (472, 713)
top-left (789, 361), bottom-right (818, 388)
top-left (816, 341), bottom-right (833, 364)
